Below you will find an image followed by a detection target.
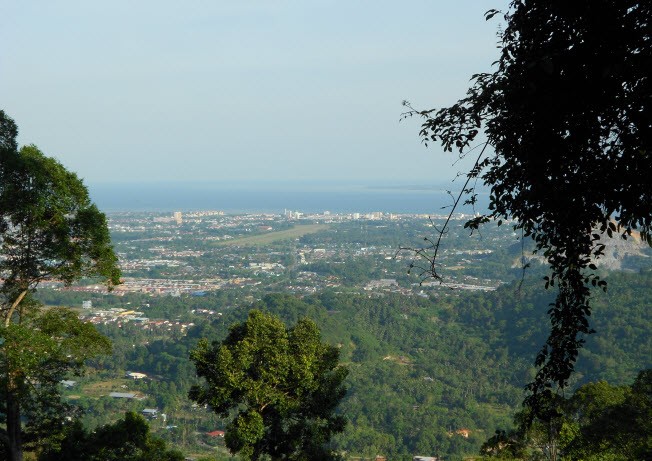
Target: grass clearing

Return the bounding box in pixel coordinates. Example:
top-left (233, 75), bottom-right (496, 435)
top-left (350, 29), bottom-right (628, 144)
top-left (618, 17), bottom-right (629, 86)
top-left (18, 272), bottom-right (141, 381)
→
top-left (82, 378), bottom-right (134, 398)
top-left (215, 224), bottom-right (330, 247)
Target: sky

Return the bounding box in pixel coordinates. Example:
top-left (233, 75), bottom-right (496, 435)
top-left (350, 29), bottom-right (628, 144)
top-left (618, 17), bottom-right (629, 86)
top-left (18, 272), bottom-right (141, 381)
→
top-left (1, 1), bottom-right (507, 185)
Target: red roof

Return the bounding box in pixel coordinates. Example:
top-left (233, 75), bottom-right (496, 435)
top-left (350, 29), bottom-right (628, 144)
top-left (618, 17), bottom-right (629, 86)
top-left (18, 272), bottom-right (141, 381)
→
top-left (207, 430), bottom-right (225, 437)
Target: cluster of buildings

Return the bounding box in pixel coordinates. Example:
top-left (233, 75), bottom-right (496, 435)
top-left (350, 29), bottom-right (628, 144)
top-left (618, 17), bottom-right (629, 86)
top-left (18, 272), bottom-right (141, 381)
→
top-left (47, 211), bottom-right (511, 301)
top-left (79, 306), bottom-right (195, 332)
top-left (114, 277), bottom-right (227, 295)
top-left (283, 209), bottom-right (406, 221)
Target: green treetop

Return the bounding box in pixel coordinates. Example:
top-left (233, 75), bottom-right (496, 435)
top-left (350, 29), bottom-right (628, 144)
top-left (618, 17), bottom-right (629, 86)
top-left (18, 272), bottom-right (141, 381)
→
top-left (190, 309), bottom-right (348, 461)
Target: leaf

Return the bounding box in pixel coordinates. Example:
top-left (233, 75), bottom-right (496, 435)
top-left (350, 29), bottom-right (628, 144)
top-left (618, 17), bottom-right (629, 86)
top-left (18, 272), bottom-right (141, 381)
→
top-left (484, 9), bottom-right (500, 21)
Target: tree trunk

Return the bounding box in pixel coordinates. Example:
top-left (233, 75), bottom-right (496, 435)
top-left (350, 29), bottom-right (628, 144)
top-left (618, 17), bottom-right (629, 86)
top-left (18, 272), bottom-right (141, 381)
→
top-left (3, 289), bottom-right (27, 461)
top-left (5, 388), bottom-right (23, 461)
top-left (4, 289), bottom-right (28, 328)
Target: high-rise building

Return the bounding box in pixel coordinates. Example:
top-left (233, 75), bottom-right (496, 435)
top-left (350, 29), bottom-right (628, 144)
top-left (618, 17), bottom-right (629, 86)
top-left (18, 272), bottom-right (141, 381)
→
top-left (173, 211), bottom-right (182, 225)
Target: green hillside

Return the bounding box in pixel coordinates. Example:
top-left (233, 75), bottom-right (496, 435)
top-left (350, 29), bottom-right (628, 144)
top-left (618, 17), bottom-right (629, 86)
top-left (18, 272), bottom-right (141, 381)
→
top-left (72, 269), bottom-right (651, 460)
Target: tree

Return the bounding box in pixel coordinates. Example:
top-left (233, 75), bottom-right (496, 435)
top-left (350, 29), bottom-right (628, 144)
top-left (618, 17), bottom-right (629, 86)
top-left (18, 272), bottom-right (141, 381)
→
top-left (189, 310), bottom-right (348, 461)
top-left (0, 110), bottom-right (121, 460)
top-left (0, 308), bottom-right (112, 457)
top-left (480, 429), bottom-right (527, 460)
top-left (564, 370), bottom-right (652, 460)
top-left (38, 411), bottom-right (184, 461)
top-left (403, 1), bottom-right (652, 418)
top-left (0, 141), bottom-right (120, 320)
top-left (480, 371), bottom-right (652, 460)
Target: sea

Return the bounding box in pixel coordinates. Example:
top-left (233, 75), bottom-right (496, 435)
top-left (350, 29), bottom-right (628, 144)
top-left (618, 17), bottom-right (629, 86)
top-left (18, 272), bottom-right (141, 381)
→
top-left (88, 181), bottom-right (490, 215)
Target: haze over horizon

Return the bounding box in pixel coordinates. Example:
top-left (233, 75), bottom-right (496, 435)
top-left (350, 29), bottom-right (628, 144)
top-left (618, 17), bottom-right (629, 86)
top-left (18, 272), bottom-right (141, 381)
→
top-left (2, 1), bottom-right (506, 185)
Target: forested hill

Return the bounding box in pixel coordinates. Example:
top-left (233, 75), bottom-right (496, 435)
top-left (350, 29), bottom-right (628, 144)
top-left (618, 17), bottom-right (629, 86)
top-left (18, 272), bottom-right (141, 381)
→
top-left (93, 269), bottom-right (651, 459)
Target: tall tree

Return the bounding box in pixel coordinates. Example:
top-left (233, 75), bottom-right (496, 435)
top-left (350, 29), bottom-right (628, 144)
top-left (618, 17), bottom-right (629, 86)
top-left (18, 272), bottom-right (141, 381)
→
top-left (403, 1), bottom-right (652, 419)
top-left (189, 310), bottom-right (348, 461)
top-left (0, 110), bottom-right (120, 461)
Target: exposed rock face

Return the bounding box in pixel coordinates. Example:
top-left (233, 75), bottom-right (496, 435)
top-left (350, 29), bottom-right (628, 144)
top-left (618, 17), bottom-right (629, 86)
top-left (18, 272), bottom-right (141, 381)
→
top-left (593, 231), bottom-right (650, 271)
top-left (514, 230), bottom-right (651, 271)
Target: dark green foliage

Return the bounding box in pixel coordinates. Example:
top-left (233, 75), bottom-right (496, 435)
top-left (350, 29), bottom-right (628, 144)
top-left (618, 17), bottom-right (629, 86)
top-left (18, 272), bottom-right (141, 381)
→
top-left (0, 112), bottom-right (18, 153)
top-left (0, 109), bottom-right (120, 323)
top-left (480, 430), bottom-right (527, 460)
top-left (0, 110), bottom-right (120, 460)
top-left (482, 370), bottom-right (652, 460)
top-left (189, 310), bottom-right (348, 460)
top-left (0, 308), bottom-right (112, 451)
top-left (0, 142), bottom-right (120, 303)
top-left (563, 370), bottom-right (652, 460)
top-left (38, 411), bottom-right (184, 461)
top-left (405, 0), bottom-right (652, 416)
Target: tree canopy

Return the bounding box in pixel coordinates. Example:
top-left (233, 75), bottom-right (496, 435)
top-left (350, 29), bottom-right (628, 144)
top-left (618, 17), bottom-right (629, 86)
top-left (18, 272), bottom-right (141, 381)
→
top-left (0, 138), bottom-right (120, 324)
top-left (38, 411), bottom-right (184, 461)
top-left (0, 110), bottom-right (120, 461)
top-left (481, 370), bottom-right (652, 460)
top-left (189, 309), bottom-right (348, 461)
top-left (404, 0), bottom-right (652, 417)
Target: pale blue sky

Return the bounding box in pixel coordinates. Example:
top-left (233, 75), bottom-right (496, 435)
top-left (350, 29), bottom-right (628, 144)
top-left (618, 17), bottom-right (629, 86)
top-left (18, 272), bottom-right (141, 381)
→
top-left (1, 1), bottom-right (507, 184)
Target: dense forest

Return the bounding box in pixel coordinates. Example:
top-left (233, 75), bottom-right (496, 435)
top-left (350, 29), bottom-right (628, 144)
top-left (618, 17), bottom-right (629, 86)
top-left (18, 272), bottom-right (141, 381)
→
top-left (45, 269), bottom-right (650, 459)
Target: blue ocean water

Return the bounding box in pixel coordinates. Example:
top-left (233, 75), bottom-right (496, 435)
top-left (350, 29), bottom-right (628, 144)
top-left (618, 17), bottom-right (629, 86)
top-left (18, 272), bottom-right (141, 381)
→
top-left (88, 181), bottom-right (489, 215)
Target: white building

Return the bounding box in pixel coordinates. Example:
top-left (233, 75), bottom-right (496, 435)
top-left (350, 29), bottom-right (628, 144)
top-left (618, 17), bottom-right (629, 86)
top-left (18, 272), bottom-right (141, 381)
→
top-left (125, 372), bottom-right (147, 380)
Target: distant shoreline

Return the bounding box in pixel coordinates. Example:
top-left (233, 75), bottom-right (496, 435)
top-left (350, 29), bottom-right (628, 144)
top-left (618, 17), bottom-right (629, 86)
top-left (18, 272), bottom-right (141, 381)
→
top-left (88, 181), bottom-right (489, 214)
